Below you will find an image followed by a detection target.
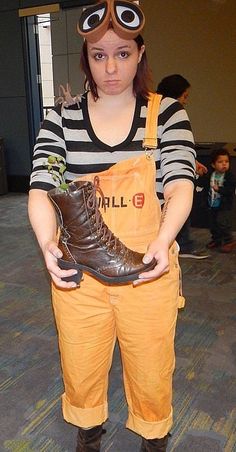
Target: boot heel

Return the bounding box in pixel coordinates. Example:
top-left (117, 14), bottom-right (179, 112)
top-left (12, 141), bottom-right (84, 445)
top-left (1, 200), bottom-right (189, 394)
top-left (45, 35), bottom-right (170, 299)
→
top-left (58, 259), bottom-right (83, 284)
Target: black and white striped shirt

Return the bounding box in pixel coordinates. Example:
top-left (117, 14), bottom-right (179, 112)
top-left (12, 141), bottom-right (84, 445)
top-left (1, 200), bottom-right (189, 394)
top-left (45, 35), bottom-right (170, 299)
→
top-left (30, 92), bottom-right (196, 205)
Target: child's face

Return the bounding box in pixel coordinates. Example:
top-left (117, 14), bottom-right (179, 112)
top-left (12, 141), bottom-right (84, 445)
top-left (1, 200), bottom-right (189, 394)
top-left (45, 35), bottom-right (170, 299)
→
top-left (212, 154), bottom-right (230, 173)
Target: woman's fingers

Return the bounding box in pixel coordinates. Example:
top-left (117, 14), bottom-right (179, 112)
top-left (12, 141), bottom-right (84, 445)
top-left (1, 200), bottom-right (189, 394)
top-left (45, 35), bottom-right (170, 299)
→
top-left (48, 263), bottom-right (78, 289)
top-left (133, 259), bottom-right (169, 286)
top-left (47, 262), bottom-right (77, 279)
top-left (44, 241), bottom-right (78, 288)
top-left (50, 273), bottom-right (77, 289)
top-left (133, 241), bottom-right (170, 286)
top-left (140, 261), bottom-right (169, 279)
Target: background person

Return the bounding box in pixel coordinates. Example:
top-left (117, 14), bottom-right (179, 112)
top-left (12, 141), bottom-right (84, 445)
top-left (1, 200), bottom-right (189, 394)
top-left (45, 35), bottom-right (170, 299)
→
top-left (157, 74), bottom-right (209, 259)
top-left (28, 2), bottom-right (196, 451)
top-left (206, 149), bottom-right (236, 253)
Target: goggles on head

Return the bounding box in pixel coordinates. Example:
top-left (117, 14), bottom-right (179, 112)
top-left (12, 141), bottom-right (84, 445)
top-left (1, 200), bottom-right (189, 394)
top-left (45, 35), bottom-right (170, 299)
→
top-left (77, 0), bottom-right (145, 43)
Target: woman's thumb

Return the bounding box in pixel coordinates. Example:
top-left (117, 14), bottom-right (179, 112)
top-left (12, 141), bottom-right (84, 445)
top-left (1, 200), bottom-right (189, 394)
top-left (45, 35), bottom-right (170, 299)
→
top-left (142, 253), bottom-right (153, 264)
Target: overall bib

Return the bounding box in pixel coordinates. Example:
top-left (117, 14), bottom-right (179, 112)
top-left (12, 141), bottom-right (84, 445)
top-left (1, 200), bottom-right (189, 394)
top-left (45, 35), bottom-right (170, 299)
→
top-left (52, 94), bottom-right (184, 439)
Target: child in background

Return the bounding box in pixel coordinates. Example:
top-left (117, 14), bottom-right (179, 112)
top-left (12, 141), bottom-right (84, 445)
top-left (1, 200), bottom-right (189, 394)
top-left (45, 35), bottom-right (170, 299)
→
top-left (207, 149), bottom-right (236, 253)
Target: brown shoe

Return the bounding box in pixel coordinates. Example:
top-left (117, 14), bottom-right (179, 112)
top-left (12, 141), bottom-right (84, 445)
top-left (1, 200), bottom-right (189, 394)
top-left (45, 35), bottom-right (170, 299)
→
top-left (206, 240), bottom-right (221, 249)
top-left (220, 241), bottom-right (236, 253)
top-left (48, 178), bottom-right (156, 285)
top-left (140, 433), bottom-right (170, 451)
top-left (76, 425), bottom-right (104, 451)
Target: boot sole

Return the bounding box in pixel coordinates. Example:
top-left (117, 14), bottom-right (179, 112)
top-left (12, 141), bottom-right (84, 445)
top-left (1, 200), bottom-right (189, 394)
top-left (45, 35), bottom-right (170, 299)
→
top-left (58, 258), bottom-right (156, 285)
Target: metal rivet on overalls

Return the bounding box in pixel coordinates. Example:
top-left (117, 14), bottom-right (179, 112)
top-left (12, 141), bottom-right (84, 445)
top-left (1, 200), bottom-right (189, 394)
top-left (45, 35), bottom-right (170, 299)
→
top-left (145, 149), bottom-right (154, 160)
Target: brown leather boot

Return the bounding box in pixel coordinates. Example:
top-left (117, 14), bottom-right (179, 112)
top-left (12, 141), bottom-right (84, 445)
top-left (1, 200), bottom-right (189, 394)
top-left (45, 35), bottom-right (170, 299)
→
top-left (76, 425), bottom-right (103, 451)
top-left (140, 433), bottom-right (170, 451)
top-left (48, 178), bottom-right (156, 285)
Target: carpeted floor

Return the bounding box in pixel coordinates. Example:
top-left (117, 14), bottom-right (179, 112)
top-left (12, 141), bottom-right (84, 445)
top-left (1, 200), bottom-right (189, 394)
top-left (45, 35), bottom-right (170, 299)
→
top-left (0, 193), bottom-right (236, 452)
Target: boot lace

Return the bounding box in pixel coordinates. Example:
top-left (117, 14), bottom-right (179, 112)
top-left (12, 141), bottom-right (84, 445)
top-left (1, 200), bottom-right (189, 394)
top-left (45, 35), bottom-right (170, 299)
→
top-left (86, 176), bottom-right (126, 254)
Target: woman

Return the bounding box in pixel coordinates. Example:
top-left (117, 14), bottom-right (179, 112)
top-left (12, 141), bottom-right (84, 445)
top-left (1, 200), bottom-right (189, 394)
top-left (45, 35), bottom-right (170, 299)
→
top-left (28, 1), bottom-right (196, 450)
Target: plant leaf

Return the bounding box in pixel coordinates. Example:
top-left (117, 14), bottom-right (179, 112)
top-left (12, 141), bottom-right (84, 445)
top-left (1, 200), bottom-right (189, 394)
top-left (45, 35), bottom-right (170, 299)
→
top-left (59, 164), bottom-right (66, 175)
top-left (59, 182), bottom-right (68, 191)
top-left (48, 156), bottom-right (57, 164)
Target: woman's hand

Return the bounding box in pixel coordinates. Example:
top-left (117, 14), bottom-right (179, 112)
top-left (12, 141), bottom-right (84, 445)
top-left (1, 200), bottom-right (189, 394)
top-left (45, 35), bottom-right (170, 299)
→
top-left (133, 238), bottom-right (170, 286)
top-left (28, 190), bottom-right (78, 289)
top-left (43, 240), bottom-right (78, 289)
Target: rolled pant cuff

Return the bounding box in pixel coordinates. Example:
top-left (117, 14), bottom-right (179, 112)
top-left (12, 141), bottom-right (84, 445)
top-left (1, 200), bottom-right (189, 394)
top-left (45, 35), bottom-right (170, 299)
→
top-left (126, 407), bottom-right (173, 439)
top-left (62, 393), bottom-right (108, 428)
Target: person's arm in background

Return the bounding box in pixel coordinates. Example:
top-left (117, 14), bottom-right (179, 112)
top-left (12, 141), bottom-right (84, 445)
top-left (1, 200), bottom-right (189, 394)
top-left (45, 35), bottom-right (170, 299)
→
top-left (28, 106), bottom-right (78, 289)
top-left (196, 159), bottom-right (208, 176)
top-left (214, 172), bottom-right (236, 196)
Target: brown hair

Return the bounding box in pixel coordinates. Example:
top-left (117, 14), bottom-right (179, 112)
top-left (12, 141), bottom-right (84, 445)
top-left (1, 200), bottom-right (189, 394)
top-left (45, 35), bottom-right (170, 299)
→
top-left (157, 74), bottom-right (190, 99)
top-left (211, 148), bottom-right (230, 164)
top-left (80, 34), bottom-right (153, 101)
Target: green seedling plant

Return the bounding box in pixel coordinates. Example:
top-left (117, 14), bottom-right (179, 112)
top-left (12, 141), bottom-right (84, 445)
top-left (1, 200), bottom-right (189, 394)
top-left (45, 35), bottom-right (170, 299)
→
top-left (45, 155), bottom-right (68, 190)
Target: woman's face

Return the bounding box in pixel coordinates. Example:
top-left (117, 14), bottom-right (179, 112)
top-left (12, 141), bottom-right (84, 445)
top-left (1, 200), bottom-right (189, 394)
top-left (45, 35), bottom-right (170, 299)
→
top-left (87, 29), bottom-right (145, 97)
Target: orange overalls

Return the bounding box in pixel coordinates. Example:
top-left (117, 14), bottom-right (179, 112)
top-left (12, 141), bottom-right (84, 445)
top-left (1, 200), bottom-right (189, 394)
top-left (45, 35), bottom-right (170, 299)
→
top-left (52, 94), bottom-right (184, 439)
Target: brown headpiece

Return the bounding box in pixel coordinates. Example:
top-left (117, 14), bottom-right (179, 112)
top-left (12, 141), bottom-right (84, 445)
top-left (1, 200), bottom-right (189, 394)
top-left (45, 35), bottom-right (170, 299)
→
top-left (77, 0), bottom-right (145, 43)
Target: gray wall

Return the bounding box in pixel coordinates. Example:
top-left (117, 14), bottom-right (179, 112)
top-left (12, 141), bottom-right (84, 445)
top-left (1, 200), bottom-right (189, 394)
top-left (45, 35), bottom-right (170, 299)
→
top-left (0, 6), bottom-right (32, 180)
top-left (51, 8), bottom-right (85, 97)
top-left (143, 0), bottom-right (236, 143)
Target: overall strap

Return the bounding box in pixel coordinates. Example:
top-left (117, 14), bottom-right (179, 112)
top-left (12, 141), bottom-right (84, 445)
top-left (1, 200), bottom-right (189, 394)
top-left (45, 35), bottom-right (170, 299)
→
top-left (143, 93), bottom-right (162, 150)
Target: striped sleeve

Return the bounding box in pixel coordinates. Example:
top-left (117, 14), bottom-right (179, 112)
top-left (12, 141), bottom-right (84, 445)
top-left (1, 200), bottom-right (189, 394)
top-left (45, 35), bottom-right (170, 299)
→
top-left (159, 98), bottom-right (196, 188)
top-left (30, 105), bottom-right (67, 190)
